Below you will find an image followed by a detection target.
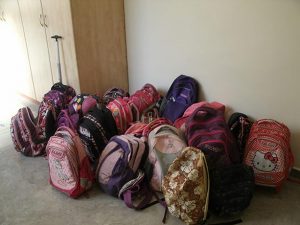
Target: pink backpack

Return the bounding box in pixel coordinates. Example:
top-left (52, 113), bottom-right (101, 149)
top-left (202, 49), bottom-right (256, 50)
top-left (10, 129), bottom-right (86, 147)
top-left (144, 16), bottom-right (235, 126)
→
top-left (125, 118), bottom-right (172, 139)
top-left (148, 124), bottom-right (187, 192)
top-left (46, 126), bottom-right (94, 198)
top-left (10, 107), bottom-right (46, 156)
top-left (106, 97), bottom-right (133, 134)
top-left (128, 84), bottom-right (161, 121)
top-left (244, 119), bottom-right (294, 191)
top-left (174, 101), bottom-right (225, 132)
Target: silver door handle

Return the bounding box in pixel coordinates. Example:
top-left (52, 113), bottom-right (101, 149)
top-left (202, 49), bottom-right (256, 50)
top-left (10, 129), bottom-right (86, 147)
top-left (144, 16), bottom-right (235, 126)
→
top-left (39, 14), bottom-right (44, 27)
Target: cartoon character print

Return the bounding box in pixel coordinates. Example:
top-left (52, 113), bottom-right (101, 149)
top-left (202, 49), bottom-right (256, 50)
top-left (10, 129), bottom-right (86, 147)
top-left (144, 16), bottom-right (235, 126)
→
top-left (54, 160), bottom-right (69, 182)
top-left (253, 151), bottom-right (278, 172)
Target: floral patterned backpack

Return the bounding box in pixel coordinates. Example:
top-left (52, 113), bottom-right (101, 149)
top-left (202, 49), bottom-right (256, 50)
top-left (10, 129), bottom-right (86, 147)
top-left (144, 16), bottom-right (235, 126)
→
top-left (162, 147), bottom-right (209, 225)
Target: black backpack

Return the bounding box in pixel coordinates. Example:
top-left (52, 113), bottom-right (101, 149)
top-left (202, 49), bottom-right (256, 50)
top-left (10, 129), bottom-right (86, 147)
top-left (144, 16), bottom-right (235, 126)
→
top-left (228, 113), bottom-right (253, 162)
top-left (78, 106), bottom-right (118, 163)
top-left (209, 164), bottom-right (255, 216)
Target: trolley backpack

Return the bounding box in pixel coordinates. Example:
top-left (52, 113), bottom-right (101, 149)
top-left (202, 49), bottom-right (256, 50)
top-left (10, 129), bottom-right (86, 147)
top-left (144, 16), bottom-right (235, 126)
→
top-left (106, 97), bottom-right (133, 134)
top-left (96, 135), bottom-right (148, 197)
top-left (162, 147), bottom-right (209, 225)
top-left (209, 164), bottom-right (255, 216)
top-left (147, 124), bottom-right (186, 192)
top-left (174, 101), bottom-right (225, 133)
top-left (244, 119), bottom-right (294, 190)
top-left (128, 83), bottom-right (161, 122)
top-left (51, 82), bottom-right (76, 105)
top-left (78, 106), bottom-right (118, 163)
top-left (10, 107), bottom-right (46, 156)
top-left (102, 87), bottom-right (129, 105)
top-left (186, 106), bottom-right (240, 169)
top-left (228, 112), bottom-right (253, 162)
top-left (36, 90), bottom-right (67, 140)
top-left (46, 126), bottom-right (94, 198)
top-left (159, 75), bottom-right (199, 122)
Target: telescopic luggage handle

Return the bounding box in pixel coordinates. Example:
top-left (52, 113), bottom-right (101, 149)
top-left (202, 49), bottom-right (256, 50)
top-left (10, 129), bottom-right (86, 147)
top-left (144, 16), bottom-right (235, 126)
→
top-left (51, 35), bottom-right (62, 83)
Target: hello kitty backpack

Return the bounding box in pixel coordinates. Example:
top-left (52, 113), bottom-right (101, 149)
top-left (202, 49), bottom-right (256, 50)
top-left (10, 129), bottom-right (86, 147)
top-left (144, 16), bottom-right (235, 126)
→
top-left (244, 119), bottom-right (294, 190)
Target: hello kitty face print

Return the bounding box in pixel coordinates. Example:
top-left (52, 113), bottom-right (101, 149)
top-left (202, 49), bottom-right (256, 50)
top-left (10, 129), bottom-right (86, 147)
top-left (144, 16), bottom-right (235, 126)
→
top-left (253, 151), bottom-right (278, 172)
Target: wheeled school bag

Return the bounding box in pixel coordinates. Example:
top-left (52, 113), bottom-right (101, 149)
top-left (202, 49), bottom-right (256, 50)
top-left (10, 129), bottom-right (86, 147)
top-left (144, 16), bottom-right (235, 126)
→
top-left (159, 75), bottom-right (198, 122)
top-left (228, 112), bottom-right (253, 162)
top-left (147, 124), bottom-right (186, 192)
top-left (10, 107), bottom-right (46, 156)
top-left (46, 126), bottom-right (94, 198)
top-left (186, 106), bottom-right (240, 169)
top-left (244, 119), bottom-right (294, 190)
top-left (162, 147), bottom-right (209, 225)
top-left (209, 164), bottom-right (255, 216)
top-left (36, 90), bottom-right (67, 140)
top-left (78, 106), bottom-right (118, 163)
top-left (51, 82), bottom-right (76, 105)
top-left (96, 135), bottom-right (147, 197)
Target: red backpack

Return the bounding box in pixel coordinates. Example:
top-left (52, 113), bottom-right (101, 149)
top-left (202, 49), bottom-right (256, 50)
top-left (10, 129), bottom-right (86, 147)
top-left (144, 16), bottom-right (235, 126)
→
top-left (128, 83), bottom-right (161, 122)
top-left (10, 107), bottom-right (46, 156)
top-left (244, 119), bottom-right (294, 191)
top-left (46, 126), bottom-right (94, 198)
top-left (106, 97), bottom-right (133, 134)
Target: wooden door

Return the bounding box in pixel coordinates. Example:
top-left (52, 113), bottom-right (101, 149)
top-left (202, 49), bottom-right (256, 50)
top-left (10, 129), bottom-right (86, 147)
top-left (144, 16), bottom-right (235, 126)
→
top-left (70, 0), bottom-right (128, 95)
top-left (0, 0), bottom-right (35, 99)
top-left (18, 0), bottom-right (53, 101)
top-left (40, 0), bottom-right (80, 93)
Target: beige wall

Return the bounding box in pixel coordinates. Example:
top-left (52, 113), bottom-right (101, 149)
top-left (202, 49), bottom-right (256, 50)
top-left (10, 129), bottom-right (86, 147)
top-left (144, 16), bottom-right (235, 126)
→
top-left (124, 0), bottom-right (300, 168)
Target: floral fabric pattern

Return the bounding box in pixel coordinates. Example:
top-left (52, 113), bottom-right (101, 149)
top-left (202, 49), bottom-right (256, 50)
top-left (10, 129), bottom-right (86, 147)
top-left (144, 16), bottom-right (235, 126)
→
top-left (162, 147), bottom-right (209, 225)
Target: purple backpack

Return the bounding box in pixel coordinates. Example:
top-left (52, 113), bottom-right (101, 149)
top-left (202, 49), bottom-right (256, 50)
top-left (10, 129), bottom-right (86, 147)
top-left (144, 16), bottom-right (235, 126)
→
top-left (186, 106), bottom-right (240, 169)
top-left (96, 135), bottom-right (147, 198)
top-left (159, 75), bottom-right (198, 122)
top-left (37, 90), bottom-right (67, 140)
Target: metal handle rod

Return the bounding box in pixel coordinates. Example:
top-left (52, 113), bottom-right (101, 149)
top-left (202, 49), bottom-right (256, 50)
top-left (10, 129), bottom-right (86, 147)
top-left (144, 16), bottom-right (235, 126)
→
top-left (51, 35), bottom-right (62, 83)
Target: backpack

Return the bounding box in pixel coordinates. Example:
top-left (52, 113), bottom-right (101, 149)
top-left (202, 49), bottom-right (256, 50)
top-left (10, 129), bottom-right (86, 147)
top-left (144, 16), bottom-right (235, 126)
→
top-left (36, 90), bottom-right (67, 140)
top-left (124, 118), bottom-right (172, 139)
top-left (96, 135), bottom-right (147, 197)
top-left (68, 94), bottom-right (99, 117)
top-left (147, 124), bottom-right (186, 192)
top-left (209, 164), bottom-right (255, 216)
top-left (46, 126), bottom-right (94, 198)
top-left (106, 97), bottom-right (133, 134)
top-left (57, 109), bottom-right (78, 131)
top-left (159, 75), bottom-right (198, 122)
top-left (228, 112), bottom-right (253, 162)
top-left (10, 107), bottom-right (46, 156)
top-left (174, 101), bottom-right (225, 133)
top-left (128, 83), bottom-right (161, 122)
top-left (186, 106), bottom-right (240, 169)
top-left (51, 82), bottom-right (76, 105)
top-left (243, 119), bottom-right (294, 190)
top-left (102, 87), bottom-right (129, 105)
top-left (78, 106), bottom-right (118, 163)
top-left (162, 147), bottom-right (209, 225)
